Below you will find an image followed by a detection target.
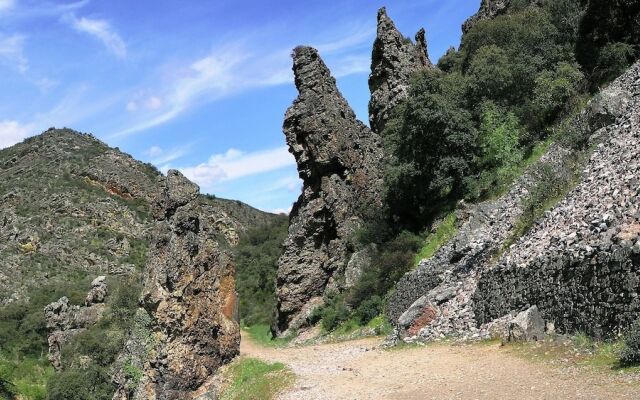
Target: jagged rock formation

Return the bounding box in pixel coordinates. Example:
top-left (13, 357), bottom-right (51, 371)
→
top-left (0, 129), bottom-right (276, 305)
top-left (462, 0), bottom-right (541, 33)
top-left (473, 63), bottom-right (640, 339)
top-left (369, 7), bottom-right (432, 133)
top-left (122, 170), bottom-right (240, 400)
top-left (387, 61), bottom-right (637, 342)
top-left (44, 276), bottom-right (107, 370)
top-left (275, 46), bottom-right (384, 335)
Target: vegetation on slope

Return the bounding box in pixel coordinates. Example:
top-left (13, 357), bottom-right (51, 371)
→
top-left (310, 0), bottom-right (640, 335)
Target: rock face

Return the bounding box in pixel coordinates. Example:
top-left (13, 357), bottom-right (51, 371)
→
top-left (275, 46), bottom-right (384, 335)
top-left (44, 277), bottom-right (108, 371)
top-left (462, 0), bottom-right (541, 33)
top-left (369, 7), bottom-right (432, 133)
top-left (388, 61), bottom-right (638, 342)
top-left (473, 62), bottom-right (640, 339)
top-left (130, 170), bottom-right (240, 399)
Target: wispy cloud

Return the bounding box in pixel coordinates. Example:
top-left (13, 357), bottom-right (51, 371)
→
top-left (0, 120), bottom-right (34, 148)
top-left (0, 0), bottom-right (15, 12)
top-left (64, 14), bottom-right (126, 58)
top-left (0, 33), bottom-right (28, 72)
top-left (180, 146), bottom-right (296, 190)
top-left (111, 23), bottom-right (375, 138)
top-left (144, 144), bottom-right (190, 165)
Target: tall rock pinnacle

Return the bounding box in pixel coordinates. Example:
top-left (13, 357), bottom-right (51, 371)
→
top-left (368, 7), bottom-right (432, 134)
top-left (119, 170), bottom-right (240, 400)
top-left (275, 47), bottom-right (384, 335)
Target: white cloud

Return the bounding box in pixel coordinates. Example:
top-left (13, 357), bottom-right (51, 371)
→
top-left (271, 207), bottom-right (291, 215)
top-left (111, 24), bottom-right (375, 138)
top-left (180, 146), bottom-right (296, 189)
top-left (0, 34), bottom-right (28, 72)
top-left (144, 144), bottom-right (189, 165)
top-left (65, 14), bottom-right (126, 58)
top-left (0, 0), bottom-right (15, 12)
top-left (0, 120), bottom-right (34, 148)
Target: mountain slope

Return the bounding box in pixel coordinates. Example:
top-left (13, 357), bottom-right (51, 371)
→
top-left (0, 128), bottom-right (277, 303)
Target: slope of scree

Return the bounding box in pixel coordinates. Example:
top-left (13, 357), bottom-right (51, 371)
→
top-left (474, 62), bottom-right (640, 339)
top-left (0, 128), bottom-right (276, 304)
top-left (275, 46), bottom-right (384, 336)
top-left (388, 60), bottom-right (638, 342)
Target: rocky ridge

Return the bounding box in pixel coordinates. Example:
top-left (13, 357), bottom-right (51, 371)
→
top-left (369, 7), bottom-right (432, 133)
top-left (388, 61), bottom-right (637, 343)
top-left (275, 46), bottom-right (384, 335)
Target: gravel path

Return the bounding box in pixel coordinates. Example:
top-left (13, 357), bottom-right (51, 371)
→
top-left (241, 335), bottom-right (640, 400)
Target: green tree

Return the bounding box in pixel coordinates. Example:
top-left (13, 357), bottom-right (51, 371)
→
top-left (532, 62), bottom-right (585, 126)
top-left (383, 69), bottom-right (477, 229)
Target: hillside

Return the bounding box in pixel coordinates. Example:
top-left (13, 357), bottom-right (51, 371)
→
top-left (0, 128), bottom-right (276, 303)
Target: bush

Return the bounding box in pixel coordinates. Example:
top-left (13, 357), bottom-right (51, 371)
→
top-left (46, 365), bottom-right (113, 400)
top-left (383, 69), bottom-right (477, 229)
top-left (620, 319), bottom-right (640, 366)
top-left (532, 62), bottom-right (585, 127)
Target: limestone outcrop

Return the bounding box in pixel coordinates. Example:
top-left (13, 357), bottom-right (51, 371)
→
top-left (44, 276), bottom-right (107, 371)
top-left (275, 46), bottom-right (384, 335)
top-left (388, 60), bottom-right (638, 343)
top-left (125, 170), bottom-right (240, 400)
top-left (369, 7), bottom-right (432, 133)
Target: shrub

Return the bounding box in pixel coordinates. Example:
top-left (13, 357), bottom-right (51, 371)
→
top-left (46, 365), bottom-right (113, 400)
top-left (383, 69), bottom-right (477, 229)
top-left (532, 62), bottom-right (585, 127)
top-left (620, 319), bottom-right (640, 366)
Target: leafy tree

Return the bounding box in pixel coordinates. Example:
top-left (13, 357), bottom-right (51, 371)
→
top-left (532, 62), bottom-right (585, 126)
top-left (383, 69), bottom-right (477, 229)
top-left (577, 0), bottom-right (640, 85)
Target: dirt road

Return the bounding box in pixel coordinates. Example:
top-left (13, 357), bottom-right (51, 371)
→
top-left (241, 335), bottom-right (640, 400)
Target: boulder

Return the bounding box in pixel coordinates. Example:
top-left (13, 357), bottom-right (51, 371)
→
top-left (504, 306), bottom-right (546, 342)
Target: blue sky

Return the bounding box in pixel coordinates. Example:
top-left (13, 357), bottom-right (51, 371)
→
top-left (0, 0), bottom-right (479, 213)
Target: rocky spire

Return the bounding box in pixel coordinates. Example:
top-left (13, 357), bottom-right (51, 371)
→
top-left (368, 7), bottom-right (432, 134)
top-left (275, 47), bottom-right (384, 336)
top-left (462, 0), bottom-right (542, 33)
top-left (118, 170), bottom-right (240, 400)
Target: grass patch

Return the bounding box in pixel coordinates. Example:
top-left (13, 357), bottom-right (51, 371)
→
top-left (0, 355), bottom-right (53, 400)
top-left (242, 325), bottom-right (293, 348)
top-left (414, 213), bottom-right (457, 265)
top-left (220, 358), bottom-right (295, 400)
top-left (505, 335), bottom-right (640, 374)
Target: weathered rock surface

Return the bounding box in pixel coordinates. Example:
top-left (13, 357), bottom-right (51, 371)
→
top-left (474, 62), bottom-right (640, 339)
top-left (369, 7), bottom-right (432, 133)
top-left (504, 306), bottom-right (545, 342)
top-left (275, 46), bottom-right (384, 335)
top-left (44, 278), bottom-right (108, 371)
top-left (462, 0), bottom-right (541, 33)
top-left (388, 61), bottom-right (638, 343)
top-left (124, 170), bottom-right (240, 400)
